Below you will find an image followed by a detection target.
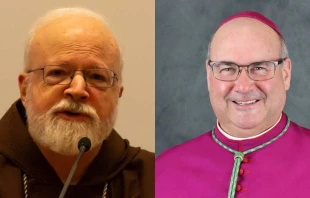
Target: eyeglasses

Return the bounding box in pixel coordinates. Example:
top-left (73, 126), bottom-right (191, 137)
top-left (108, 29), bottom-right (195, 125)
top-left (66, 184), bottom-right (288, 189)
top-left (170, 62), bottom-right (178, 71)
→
top-left (27, 65), bottom-right (118, 88)
top-left (208, 58), bottom-right (287, 81)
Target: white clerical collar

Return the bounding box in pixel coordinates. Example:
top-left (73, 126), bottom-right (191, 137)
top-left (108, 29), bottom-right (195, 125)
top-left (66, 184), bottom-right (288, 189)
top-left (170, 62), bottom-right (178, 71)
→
top-left (217, 114), bottom-right (282, 141)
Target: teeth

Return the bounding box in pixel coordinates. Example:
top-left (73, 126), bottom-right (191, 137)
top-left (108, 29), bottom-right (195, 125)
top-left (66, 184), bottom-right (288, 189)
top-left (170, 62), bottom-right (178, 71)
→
top-left (236, 100), bottom-right (257, 105)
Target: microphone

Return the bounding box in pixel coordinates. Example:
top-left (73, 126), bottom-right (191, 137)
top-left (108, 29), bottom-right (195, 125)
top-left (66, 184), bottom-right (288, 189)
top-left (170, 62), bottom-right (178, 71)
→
top-left (78, 137), bottom-right (91, 153)
top-left (59, 137), bottom-right (92, 198)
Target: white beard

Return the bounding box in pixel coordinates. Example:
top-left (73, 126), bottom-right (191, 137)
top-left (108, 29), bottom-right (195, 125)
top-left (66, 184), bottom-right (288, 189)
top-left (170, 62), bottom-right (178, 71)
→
top-left (25, 97), bottom-right (118, 156)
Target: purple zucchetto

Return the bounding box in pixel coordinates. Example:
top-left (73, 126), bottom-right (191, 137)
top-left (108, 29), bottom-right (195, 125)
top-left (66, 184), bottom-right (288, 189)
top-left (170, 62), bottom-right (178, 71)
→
top-left (217, 11), bottom-right (284, 40)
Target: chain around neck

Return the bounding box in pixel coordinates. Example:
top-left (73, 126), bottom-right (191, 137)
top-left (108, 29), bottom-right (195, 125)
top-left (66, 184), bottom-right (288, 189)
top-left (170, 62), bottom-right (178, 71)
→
top-left (23, 173), bottom-right (108, 198)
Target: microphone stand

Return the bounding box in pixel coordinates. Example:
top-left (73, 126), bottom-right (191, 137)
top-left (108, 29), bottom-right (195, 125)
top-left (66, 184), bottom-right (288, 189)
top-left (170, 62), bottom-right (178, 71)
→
top-left (59, 137), bottom-right (91, 198)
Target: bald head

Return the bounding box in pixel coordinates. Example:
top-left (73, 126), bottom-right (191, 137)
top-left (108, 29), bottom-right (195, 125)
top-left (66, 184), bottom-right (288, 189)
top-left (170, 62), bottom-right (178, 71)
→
top-left (210, 18), bottom-right (283, 62)
top-left (24, 7), bottom-right (122, 81)
top-left (207, 17), bottom-right (288, 60)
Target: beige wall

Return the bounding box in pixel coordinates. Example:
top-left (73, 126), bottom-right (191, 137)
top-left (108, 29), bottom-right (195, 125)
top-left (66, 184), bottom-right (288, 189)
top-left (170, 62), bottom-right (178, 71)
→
top-left (0, 1), bottom-right (154, 152)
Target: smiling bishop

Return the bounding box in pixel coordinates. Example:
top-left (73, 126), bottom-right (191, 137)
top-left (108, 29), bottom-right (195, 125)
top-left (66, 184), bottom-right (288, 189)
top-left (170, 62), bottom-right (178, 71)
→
top-left (156, 11), bottom-right (310, 198)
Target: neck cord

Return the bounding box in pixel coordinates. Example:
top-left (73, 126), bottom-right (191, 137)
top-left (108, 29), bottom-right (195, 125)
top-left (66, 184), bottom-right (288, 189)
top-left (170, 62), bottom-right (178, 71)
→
top-left (212, 116), bottom-right (290, 198)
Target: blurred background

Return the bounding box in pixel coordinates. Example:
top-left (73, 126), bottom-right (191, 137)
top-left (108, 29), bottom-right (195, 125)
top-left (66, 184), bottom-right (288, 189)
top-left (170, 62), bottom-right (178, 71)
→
top-left (0, 1), bottom-right (154, 152)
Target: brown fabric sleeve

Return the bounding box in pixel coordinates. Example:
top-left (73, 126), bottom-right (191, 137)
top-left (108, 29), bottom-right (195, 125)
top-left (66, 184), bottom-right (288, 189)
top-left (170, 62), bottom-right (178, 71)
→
top-left (0, 154), bottom-right (23, 198)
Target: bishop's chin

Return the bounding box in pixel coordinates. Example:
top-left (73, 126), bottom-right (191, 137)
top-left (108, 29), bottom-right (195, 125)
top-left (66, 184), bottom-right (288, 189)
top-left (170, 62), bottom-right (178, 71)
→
top-left (231, 117), bottom-right (265, 132)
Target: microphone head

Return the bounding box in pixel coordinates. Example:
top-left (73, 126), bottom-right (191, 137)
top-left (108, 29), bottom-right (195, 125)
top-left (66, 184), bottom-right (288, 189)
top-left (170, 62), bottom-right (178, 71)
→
top-left (78, 137), bottom-right (91, 152)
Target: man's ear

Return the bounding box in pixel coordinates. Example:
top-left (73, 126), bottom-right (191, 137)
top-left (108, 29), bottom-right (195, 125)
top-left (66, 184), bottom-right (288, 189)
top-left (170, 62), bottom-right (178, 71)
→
top-left (18, 73), bottom-right (28, 106)
top-left (281, 58), bottom-right (292, 91)
top-left (206, 59), bottom-right (211, 91)
top-left (118, 86), bottom-right (124, 98)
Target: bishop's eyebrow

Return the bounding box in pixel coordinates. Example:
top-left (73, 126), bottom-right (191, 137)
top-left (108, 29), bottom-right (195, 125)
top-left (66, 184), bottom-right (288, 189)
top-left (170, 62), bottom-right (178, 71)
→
top-left (214, 61), bottom-right (238, 65)
top-left (214, 60), bottom-right (270, 66)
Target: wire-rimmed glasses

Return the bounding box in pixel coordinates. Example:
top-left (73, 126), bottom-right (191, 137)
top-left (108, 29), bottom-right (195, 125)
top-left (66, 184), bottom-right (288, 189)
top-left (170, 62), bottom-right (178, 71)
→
top-left (208, 58), bottom-right (287, 81)
top-left (27, 65), bottom-right (118, 88)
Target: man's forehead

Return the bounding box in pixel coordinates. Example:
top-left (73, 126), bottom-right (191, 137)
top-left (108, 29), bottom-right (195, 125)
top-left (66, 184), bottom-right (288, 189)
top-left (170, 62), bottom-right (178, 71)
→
top-left (209, 11), bottom-right (284, 60)
top-left (210, 18), bottom-right (281, 62)
top-left (36, 15), bottom-right (109, 38)
top-left (29, 15), bottom-right (120, 67)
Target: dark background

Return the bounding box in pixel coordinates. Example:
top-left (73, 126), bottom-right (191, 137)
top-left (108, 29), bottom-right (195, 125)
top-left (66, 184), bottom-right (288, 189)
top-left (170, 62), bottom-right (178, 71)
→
top-left (156, 0), bottom-right (310, 156)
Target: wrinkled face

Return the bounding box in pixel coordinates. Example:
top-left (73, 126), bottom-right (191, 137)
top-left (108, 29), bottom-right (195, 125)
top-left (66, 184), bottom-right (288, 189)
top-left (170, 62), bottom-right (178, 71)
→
top-left (207, 18), bottom-right (291, 137)
top-left (19, 15), bottom-right (123, 155)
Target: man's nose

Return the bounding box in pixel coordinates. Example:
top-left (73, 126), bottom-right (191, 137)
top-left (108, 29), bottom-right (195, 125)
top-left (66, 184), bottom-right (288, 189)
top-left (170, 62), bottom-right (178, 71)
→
top-left (234, 68), bottom-right (254, 93)
top-left (63, 72), bottom-right (89, 101)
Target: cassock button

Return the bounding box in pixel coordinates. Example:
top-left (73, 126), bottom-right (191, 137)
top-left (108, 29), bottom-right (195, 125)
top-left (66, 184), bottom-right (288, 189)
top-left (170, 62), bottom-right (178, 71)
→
top-left (239, 169), bottom-right (244, 175)
top-left (242, 157), bottom-right (249, 163)
top-left (236, 184), bottom-right (242, 192)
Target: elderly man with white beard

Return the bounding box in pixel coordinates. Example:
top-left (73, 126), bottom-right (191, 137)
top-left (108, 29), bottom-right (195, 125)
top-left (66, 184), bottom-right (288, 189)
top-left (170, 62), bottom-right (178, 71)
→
top-left (0, 7), bottom-right (154, 198)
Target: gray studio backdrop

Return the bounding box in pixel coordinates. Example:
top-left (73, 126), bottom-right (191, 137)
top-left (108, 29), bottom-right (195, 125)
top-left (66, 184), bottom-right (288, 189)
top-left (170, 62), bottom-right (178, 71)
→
top-left (156, 0), bottom-right (310, 156)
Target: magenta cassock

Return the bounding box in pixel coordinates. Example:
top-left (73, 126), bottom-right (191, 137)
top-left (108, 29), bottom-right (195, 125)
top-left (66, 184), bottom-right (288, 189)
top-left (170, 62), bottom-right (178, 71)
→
top-left (156, 112), bottom-right (310, 198)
